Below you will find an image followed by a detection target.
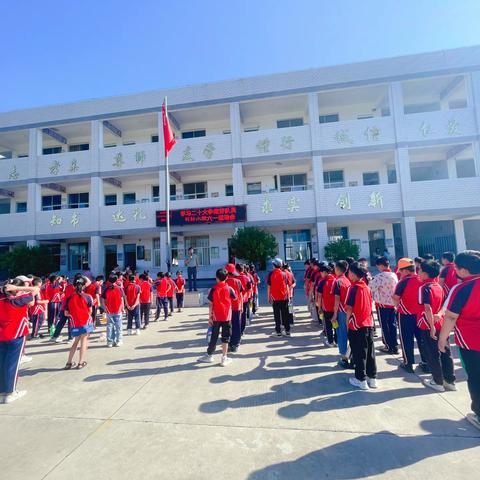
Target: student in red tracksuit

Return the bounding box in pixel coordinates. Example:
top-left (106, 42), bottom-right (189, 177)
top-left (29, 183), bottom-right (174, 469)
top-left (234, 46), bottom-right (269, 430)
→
top-left (225, 263), bottom-right (244, 353)
top-left (332, 260), bottom-right (351, 368)
top-left (175, 271), bottom-right (185, 312)
top-left (29, 277), bottom-right (48, 339)
top-left (0, 280), bottom-right (38, 404)
top-left (165, 272), bottom-right (176, 317)
top-left (250, 264), bottom-right (260, 315)
top-left (267, 258), bottom-right (290, 337)
top-left (439, 251), bottom-right (459, 295)
top-left (417, 260), bottom-right (455, 392)
top-left (85, 276), bottom-right (103, 328)
top-left (102, 275), bottom-right (125, 347)
top-left (139, 274), bottom-right (152, 329)
top-left (46, 275), bottom-right (63, 330)
top-left (198, 268), bottom-right (236, 366)
top-left (64, 278), bottom-right (94, 370)
top-left (317, 263), bottom-right (337, 347)
top-left (154, 272), bottom-right (172, 321)
top-left (236, 264), bottom-right (252, 336)
top-left (345, 262), bottom-right (377, 390)
top-left (125, 275), bottom-right (141, 335)
top-left (393, 258), bottom-right (428, 374)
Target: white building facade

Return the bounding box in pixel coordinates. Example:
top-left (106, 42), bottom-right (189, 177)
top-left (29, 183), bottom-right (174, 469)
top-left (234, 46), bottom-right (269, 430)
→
top-left (1, 46), bottom-right (480, 277)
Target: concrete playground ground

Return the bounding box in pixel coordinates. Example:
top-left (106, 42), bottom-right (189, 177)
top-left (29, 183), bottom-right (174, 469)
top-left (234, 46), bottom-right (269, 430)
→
top-left (1, 301), bottom-right (479, 479)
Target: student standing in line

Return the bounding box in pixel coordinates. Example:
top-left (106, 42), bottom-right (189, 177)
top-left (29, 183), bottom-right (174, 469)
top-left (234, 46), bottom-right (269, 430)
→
top-left (439, 250), bottom-right (480, 430)
top-left (316, 263), bottom-right (336, 347)
top-left (439, 251), bottom-right (459, 295)
top-left (267, 258), bottom-right (291, 337)
top-left (198, 268), bottom-right (236, 366)
top-left (85, 275), bottom-right (103, 328)
top-left (46, 275), bottom-right (62, 331)
top-left (64, 278), bottom-right (94, 370)
top-left (102, 274), bottom-right (125, 347)
top-left (125, 275), bottom-right (141, 335)
top-left (236, 264), bottom-right (251, 336)
top-left (417, 260), bottom-right (456, 392)
top-left (175, 271), bottom-right (185, 312)
top-left (154, 272), bottom-right (172, 321)
top-left (283, 263), bottom-right (296, 326)
top-left (225, 263), bottom-right (243, 353)
top-left (250, 264), bottom-right (260, 315)
top-left (139, 274), bottom-right (152, 329)
top-left (165, 272), bottom-right (176, 317)
top-left (345, 262), bottom-right (378, 390)
top-left (29, 277), bottom-right (48, 339)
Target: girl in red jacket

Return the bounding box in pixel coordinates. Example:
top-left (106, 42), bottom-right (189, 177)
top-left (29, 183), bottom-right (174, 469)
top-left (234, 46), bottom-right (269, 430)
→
top-left (64, 278), bottom-right (94, 370)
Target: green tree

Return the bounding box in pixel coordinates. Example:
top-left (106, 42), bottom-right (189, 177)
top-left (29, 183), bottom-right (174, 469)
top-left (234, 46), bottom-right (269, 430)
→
top-left (229, 227), bottom-right (278, 270)
top-left (0, 245), bottom-right (59, 278)
top-left (324, 239), bottom-right (360, 262)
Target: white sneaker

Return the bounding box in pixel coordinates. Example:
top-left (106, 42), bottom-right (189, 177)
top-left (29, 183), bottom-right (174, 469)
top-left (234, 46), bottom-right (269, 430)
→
top-left (221, 356), bottom-right (232, 367)
top-left (54, 337), bottom-right (63, 343)
top-left (198, 354), bottom-right (214, 363)
top-left (271, 331), bottom-right (282, 337)
top-left (367, 377), bottom-right (379, 389)
top-left (4, 390), bottom-right (27, 404)
top-left (107, 343), bottom-right (113, 348)
top-left (423, 378), bottom-right (445, 392)
top-left (20, 355), bottom-right (33, 364)
top-left (127, 329), bottom-right (133, 336)
top-left (115, 340), bottom-right (124, 347)
top-left (135, 329), bottom-right (140, 335)
top-left (443, 381), bottom-right (457, 391)
top-left (349, 377), bottom-right (369, 390)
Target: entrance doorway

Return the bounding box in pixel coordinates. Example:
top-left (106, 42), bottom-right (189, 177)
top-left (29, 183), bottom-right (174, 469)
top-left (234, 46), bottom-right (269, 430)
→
top-left (368, 229), bottom-right (386, 265)
top-left (123, 244), bottom-right (137, 271)
top-left (105, 245), bottom-right (117, 275)
top-left (416, 221), bottom-right (457, 259)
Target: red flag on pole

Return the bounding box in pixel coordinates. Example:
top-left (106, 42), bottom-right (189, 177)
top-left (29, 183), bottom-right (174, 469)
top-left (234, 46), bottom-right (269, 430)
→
top-left (162, 100), bottom-right (176, 157)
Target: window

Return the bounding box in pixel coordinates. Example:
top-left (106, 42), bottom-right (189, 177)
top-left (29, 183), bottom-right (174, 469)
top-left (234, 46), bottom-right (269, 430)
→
top-left (404, 103), bottom-right (440, 114)
top-left (123, 141), bottom-right (135, 146)
top-left (277, 118), bottom-right (304, 129)
top-left (183, 182), bottom-right (207, 199)
top-left (247, 182), bottom-right (262, 195)
top-left (42, 146), bottom-right (62, 155)
top-left (42, 195), bottom-right (62, 211)
top-left (284, 230), bottom-right (311, 262)
top-left (123, 193), bottom-right (136, 204)
top-left (181, 129), bottom-right (206, 139)
top-left (16, 202), bottom-right (27, 213)
top-left (381, 107), bottom-right (391, 117)
top-left (280, 174), bottom-right (307, 192)
top-left (410, 161), bottom-right (448, 182)
top-left (104, 143), bottom-right (117, 148)
top-left (0, 199), bottom-right (10, 215)
top-left (456, 159), bottom-right (476, 178)
top-left (104, 194), bottom-right (117, 206)
top-left (323, 170), bottom-right (344, 188)
top-left (319, 113), bottom-right (339, 124)
top-left (170, 184), bottom-right (177, 200)
top-left (328, 226), bottom-right (349, 241)
top-left (0, 151), bottom-right (12, 159)
top-left (151, 135), bottom-right (159, 143)
top-left (153, 238), bottom-right (162, 268)
top-left (68, 192), bottom-right (89, 209)
top-left (449, 99), bottom-right (467, 110)
top-left (68, 242), bottom-right (89, 271)
top-left (387, 167), bottom-right (397, 184)
top-left (171, 236), bottom-right (178, 263)
top-left (68, 143), bottom-right (89, 152)
top-left (243, 126), bottom-right (259, 132)
top-left (362, 171), bottom-right (380, 186)
top-left (184, 236), bottom-right (210, 266)
top-left (357, 114), bottom-right (374, 120)
top-left (225, 184), bottom-right (234, 197)
top-left (152, 185), bottom-right (160, 202)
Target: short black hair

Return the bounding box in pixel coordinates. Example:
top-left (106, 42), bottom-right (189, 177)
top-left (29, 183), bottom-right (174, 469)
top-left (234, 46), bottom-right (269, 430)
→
top-left (335, 260), bottom-right (348, 273)
top-left (235, 263), bottom-right (244, 273)
top-left (319, 263), bottom-right (332, 273)
top-left (455, 250), bottom-right (480, 274)
top-left (108, 274), bottom-right (118, 283)
top-left (420, 260), bottom-right (441, 278)
top-left (375, 256), bottom-right (390, 267)
top-left (128, 274), bottom-right (135, 281)
top-left (345, 257), bottom-right (355, 265)
top-left (358, 257), bottom-right (368, 263)
top-left (216, 268), bottom-right (227, 281)
top-left (157, 272), bottom-right (164, 278)
top-left (442, 252), bottom-right (455, 263)
top-left (348, 261), bottom-right (368, 279)
top-left (32, 277), bottom-right (43, 286)
top-left (414, 257), bottom-right (424, 264)
top-left (96, 275), bottom-right (104, 281)
top-left (423, 253), bottom-right (435, 261)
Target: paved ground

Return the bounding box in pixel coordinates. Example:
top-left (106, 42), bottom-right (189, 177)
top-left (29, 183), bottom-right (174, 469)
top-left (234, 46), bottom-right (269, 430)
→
top-left (1, 300), bottom-right (479, 480)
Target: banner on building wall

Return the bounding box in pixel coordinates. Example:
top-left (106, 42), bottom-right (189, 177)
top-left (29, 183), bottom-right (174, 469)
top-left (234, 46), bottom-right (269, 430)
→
top-left (156, 205), bottom-right (247, 227)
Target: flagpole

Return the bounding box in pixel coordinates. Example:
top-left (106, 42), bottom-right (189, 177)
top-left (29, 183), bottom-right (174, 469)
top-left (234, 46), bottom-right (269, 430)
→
top-left (164, 97), bottom-right (171, 273)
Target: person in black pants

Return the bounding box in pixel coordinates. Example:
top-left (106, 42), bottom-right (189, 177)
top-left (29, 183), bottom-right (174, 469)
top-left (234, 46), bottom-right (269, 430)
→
top-left (267, 258), bottom-right (291, 337)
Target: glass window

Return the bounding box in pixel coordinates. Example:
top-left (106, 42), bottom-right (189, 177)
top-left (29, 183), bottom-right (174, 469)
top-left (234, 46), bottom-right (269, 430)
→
top-left (0, 199), bottom-right (11, 215)
top-left (181, 130), bottom-right (206, 139)
top-left (319, 113), bottom-right (339, 124)
top-left (170, 184), bottom-right (177, 200)
top-left (410, 161), bottom-right (449, 182)
top-left (68, 192), bottom-right (89, 209)
top-left (0, 151), bottom-right (12, 159)
top-left (283, 230), bottom-right (311, 262)
top-left (151, 135), bottom-right (159, 143)
top-left (68, 242), bottom-right (89, 271)
top-left (183, 182), bottom-right (207, 199)
top-left (323, 170), bottom-right (344, 189)
top-left (153, 238), bottom-right (162, 268)
top-left (123, 193), bottom-right (136, 204)
top-left (171, 236), bottom-right (178, 263)
top-left (280, 174), bottom-right (307, 192)
top-left (404, 103), bottom-right (440, 114)
top-left (41, 195), bottom-right (62, 211)
top-left (184, 236), bottom-right (210, 266)
top-left (387, 167), bottom-right (397, 184)
top-left (68, 143), bottom-right (89, 152)
top-left (16, 202), bottom-right (27, 213)
top-left (362, 172), bottom-right (380, 186)
top-left (277, 118), bottom-right (304, 128)
top-left (225, 184), bottom-right (234, 197)
top-left (328, 226), bottom-right (349, 241)
top-left (104, 194), bottom-right (117, 206)
top-left (42, 146), bottom-right (62, 155)
top-left (246, 182), bottom-right (262, 195)
top-left (456, 159), bottom-right (476, 178)
top-left (151, 185), bottom-right (160, 202)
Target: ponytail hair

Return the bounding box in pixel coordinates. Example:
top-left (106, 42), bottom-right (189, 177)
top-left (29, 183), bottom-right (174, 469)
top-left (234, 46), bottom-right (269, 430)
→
top-left (74, 278), bottom-right (86, 295)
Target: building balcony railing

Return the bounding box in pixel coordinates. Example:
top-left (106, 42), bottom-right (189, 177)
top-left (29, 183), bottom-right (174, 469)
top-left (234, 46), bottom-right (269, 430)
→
top-left (241, 125), bottom-right (311, 158)
top-left (399, 107), bottom-right (476, 143)
top-left (318, 117), bottom-right (395, 151)
top-left (168, 134), bottom-right (232, 165)
top-left (0, 212), bottom-right (31, 236)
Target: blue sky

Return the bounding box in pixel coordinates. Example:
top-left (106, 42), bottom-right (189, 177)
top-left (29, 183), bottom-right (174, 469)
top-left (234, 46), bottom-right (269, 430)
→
top-left (1, 0), bottom-right (480, 112)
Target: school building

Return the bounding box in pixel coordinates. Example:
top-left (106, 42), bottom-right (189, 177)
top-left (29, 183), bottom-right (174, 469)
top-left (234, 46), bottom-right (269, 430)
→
top-left (0, 45), bottom-right (480, 277)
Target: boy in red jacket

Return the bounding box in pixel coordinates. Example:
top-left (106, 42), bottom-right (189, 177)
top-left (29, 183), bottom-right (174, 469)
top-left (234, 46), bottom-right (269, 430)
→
top-left (125, 275), bottom-right (141, 335)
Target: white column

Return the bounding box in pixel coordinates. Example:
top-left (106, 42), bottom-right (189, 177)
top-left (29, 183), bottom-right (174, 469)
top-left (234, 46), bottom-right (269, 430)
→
top-left (400, 216), bottom-right (418, 258)
top-left (308, 92), bottom-right (320, 150)
top-left (395, 148), bottom-right (410, 211)
top-left (232, 162), bottom-right (244, 203)
top-left (312, 155), bottom-right (325, 217)
top-left (90, 176), bottom-right (103, 232)
top-left (27, 182), bottom-right (41, 213)
top-left (389, 82), bottom-right (404, 140)
top-left (90, 120), bottom-right (102, 172)
top-left (159, 230), bottom-right (167, 271)
top-left (28, 128), bottom-right (42, 178)
top-left (454, 219), bottom-right (467, 253)
top-left (447, 156), bottom-right (457, 179)
top-left (229, 102), bottom-right (242, 159)
top-left (473, 141), bottom-right (480, 177)
top-left (90, 235), bottom-right (105, 276)
top-left (469, 72), bottom-right (480, 132)
top-left (316, 221), bottom-right (329, 259)
top-left (158, 167), bottom-right (167, 209)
